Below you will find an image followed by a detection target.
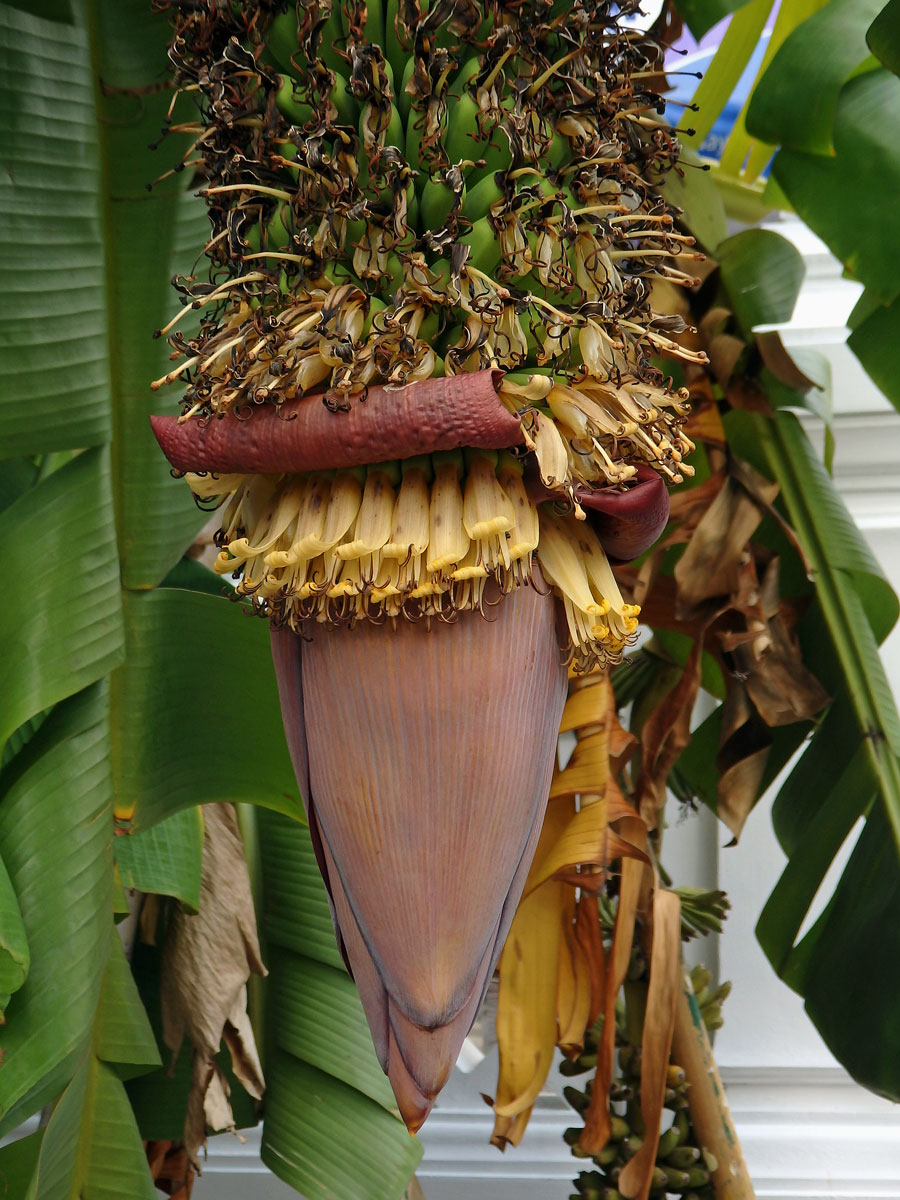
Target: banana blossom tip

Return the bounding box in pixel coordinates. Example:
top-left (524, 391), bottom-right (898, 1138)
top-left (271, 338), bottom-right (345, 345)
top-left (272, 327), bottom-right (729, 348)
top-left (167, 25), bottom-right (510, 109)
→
top-left (270, 582), bottom-right (567, 1130)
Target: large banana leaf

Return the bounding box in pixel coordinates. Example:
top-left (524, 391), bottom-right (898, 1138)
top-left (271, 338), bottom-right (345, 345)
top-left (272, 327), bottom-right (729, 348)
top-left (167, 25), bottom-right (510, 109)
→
top-left (22, 934), bottom-right (161, 1200)
top-left (743, 408), bottom-right (900, 1098)
top-left (0, 3), bottom-right (417, 1194)
top-left (745, 0), bottom-right (884, 154)
top-left (768, 69), bottom-right (900, 306)
top-left (0, 686), bottom-right (114, 1137)
top-left (0, 448), bottom-right (123, 756)
top-left (26, 1057), bottom-right (157, 1200)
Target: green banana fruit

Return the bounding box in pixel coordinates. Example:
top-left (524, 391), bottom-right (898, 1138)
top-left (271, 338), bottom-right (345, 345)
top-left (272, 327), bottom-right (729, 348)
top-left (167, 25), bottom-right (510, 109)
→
top-left (666, 1145), bottom-right (702, 1170)
top-left (420, 172), bottom-right (466, 231)
top-left (275, 72), bottom-right (357, 127)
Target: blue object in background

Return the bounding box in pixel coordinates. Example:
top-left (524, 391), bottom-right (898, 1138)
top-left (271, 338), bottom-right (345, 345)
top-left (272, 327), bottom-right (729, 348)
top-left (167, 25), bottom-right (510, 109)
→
top-left (663, 33), bottom-right (773, 174)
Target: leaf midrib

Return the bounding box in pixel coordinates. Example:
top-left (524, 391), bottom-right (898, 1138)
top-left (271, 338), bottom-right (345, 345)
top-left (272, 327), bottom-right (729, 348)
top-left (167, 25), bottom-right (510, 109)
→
top-left (758, 412), bottom-right (900, 855)
top-left (84, 0), bottom-right (122, 566)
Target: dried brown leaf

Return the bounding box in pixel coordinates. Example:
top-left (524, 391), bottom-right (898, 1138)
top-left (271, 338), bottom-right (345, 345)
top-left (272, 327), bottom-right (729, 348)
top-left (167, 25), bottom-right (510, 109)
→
top-left (721, 557), bottom-right (828, 726)
top-left (714, 679), bottom-right (772, 840)
top-left (494, 672), bottom-right (647, 1152)
top-left (735, 624), bottom-right (828, 725)
top-left (618, 890), bottom-right (682, 1200)
top-left (619, 546), bottom-right (664, 610)
top-left (726, 375), bottom-right (773, 415)
top-left (756, 329), bottom-right (823, 392)
top-left (404, 1178), bottom-right (428, 1200)
top-left (574, 893), bottom-right (607, 1029)
top-left (145, 1140), bottom-right (194, 1199)
top-left (673, 460), bottom-right (778, 619)
top-left (559, 671), bottom-right (616, 736)
top-left (139, 892), bottom-right (161, 947)
top-left (707, 332), bottom-right (746, 387)
top-left (635, 640), bottom-right (704, 828)
top-left (609, 720), bottom-right (639, 768)
top-left (615, 569), bottom-right (709, 642)
top-left (698, 305), bottom-right (732, 344)
top-left (717, 740), bottom-right (771, 840)
top-left (160, 803), bottom-right (266, 1164)
top-left (492, 871), bottom-right (570, 1143)
top-left (665, 471), bottom-right (727, 541)
top-left (556, 899), bottom-right (592, 1053)
top-left (578, 854), bottom-right (645, 1155)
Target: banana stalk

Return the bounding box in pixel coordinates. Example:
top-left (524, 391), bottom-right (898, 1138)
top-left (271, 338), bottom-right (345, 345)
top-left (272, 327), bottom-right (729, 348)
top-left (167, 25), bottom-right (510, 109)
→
top-left (670, 968), bottom-right (755, 1200)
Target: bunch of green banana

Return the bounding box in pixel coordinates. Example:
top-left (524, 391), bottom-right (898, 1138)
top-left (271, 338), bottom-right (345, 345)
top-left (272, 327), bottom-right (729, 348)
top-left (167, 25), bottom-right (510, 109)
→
top-left (689, 963), bottom-right (732, 1034)
top-left (563, 1058), bottom-right (716, 1198)
top-left (148, 2), bottom-right (713, 1132)
top-left (153, 1), bottom-right (705, 671)
top-left (676, 887), bottom-right (731, 941)
top-left (156, 3), bottom-right (700, 445)
top-left (560, 948), bottom-right (729, 1198)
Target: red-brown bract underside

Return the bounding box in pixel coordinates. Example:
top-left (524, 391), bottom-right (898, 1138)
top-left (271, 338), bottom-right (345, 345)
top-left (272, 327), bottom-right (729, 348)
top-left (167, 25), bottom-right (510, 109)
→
top-left (151, 370), bottom-right (670, 560)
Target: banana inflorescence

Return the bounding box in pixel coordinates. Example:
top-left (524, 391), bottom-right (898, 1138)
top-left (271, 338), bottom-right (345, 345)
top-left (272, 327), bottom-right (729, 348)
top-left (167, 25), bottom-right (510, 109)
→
top-left (155, 0), bottom-right (703, 668)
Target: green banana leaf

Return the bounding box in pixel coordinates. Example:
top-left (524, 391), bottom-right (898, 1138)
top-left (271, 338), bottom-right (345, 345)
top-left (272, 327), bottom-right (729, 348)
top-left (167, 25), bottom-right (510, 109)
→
top-left (847, 293), bottom-right (900, 410)
top-left (26, 1058), bottom-right (157, 1200)
top-left (0, 449), bottom-right (123, 757)
top-left (0, 686), bottom-right (114, 1138)
top-left (263, 1053), bottom-right (423, 1200)
top-left (714, 0), bottom-right (826, 185)
top-left (0, 850), bottom-right (29, 1017)
top-left (676, 0), bottom-right (757, 39)
top-left (0, 3), bottom-right (418, 1194)
top-left (674, 0), bottom-right (831, 197)
top-left (716, 228), bottom-right (806, 331)
top-left (744, 0), bottom-right (884, 153)
top-left (115, 587), bottom-right (303, 831)
top-left (92, 937), bottom-right (162, 1081)
top-left (867, 0), bottom-right (900, 73)
top-left (770, 69), bottom-right (900, 307)
top-left (0, 1131), bottom-right (44, 1198)
top-left (114, 808), bottom-right (204, 909)
top-left (258, 811), bottom-right (423, 1200)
